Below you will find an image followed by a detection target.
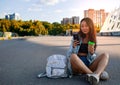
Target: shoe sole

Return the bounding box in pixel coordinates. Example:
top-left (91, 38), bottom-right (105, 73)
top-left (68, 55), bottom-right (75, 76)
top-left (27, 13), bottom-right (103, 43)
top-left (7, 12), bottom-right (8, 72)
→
top-left (86, 75), bottom-right (98, 85)
top-left (90, 76), bottom-right (98, 85)
top-left (86, 74), bottom-right (90, 82)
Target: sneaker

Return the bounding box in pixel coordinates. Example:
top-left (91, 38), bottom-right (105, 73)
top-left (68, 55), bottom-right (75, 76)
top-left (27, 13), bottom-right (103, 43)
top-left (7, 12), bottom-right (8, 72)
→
top-left (86, 74), bottom-right (91, 82)
top-left (100, 71), bottom-right (109, 80)
top-left (86, 73), bottom-right (99, 85)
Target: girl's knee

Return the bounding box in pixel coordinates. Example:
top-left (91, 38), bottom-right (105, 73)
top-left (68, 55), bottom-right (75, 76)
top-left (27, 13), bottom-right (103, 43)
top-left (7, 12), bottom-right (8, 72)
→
top-left (70, 54), bottom-right (78, 62)
top-left (101, 53), bottom-right (109, 60)
top-left (70, 54), bottom-right (77, 59)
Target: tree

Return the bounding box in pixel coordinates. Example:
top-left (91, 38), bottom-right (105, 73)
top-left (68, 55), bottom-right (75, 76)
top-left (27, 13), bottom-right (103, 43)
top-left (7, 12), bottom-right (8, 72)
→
top-left (42, 21), bottom-right (52, 35)
top-left (95, 25), bottom-right (101, 33)
top-left (32, 21), bottom-right (47, 35)
top-left (49, 22), bottom-right (65, 35)
top-left (10, 20), bottom-right (21, 34)
top-left (0, 19), bottom-right (11, 32)
top-left (3, 25), bottom-right (7, 32)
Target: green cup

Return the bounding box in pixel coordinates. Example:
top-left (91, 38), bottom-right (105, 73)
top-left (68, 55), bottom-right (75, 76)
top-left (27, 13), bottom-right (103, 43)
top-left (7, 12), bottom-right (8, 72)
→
top-left (88, 41), bottom-right (95, 45)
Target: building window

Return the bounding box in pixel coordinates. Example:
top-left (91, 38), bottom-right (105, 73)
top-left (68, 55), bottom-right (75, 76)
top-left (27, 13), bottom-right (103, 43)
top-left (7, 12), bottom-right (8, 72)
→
top-left (109, 20), bottom-right (111, 23)
top-left (119, 15), bottom-right (120, 20)
top-left (114, 16), bottom-right (116, 19)
top-left (118, 22), bottom-right (120, 29)
top-left (117, 22), bottom-right (120, 28)
top-left (111, 24), bottom-right (115, 30)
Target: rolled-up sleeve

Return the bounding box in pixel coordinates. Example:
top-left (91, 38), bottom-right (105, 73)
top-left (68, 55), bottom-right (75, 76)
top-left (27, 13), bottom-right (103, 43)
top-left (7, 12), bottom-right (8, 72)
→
top-left (66, 38), bottom-right (78, 58)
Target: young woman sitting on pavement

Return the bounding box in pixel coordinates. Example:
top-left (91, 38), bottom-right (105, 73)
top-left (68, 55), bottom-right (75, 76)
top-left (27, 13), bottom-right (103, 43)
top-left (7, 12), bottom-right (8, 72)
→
top-left (67, 17), bottom-right (109, 85)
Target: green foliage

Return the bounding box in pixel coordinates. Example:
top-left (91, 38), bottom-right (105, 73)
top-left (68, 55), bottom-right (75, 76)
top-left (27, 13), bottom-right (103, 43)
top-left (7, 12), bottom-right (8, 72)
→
top-left (0, 19), bottom-right (49, 36)
top-left (49, 22), bottom-right (65, 35)
top-left (95, 25), bottom-right (101, 33)
top-left (0, 19), bottom-right (80, 36)
top-left (41, 21), bottom-right (52, 35)
top-left (0, 19), bottom-right (11, 32)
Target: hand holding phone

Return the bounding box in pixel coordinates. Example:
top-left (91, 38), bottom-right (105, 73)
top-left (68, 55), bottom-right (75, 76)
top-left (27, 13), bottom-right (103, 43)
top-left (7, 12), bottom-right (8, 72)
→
top-left (73, 33), bottom-right (79, 41)
top-left (73, 33), bottom-right (80, 48)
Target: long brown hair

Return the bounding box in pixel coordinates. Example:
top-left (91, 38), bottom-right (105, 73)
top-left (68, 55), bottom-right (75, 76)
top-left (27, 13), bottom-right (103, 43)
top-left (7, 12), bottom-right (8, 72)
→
top-left (78, 17), bottom-right (97, 49)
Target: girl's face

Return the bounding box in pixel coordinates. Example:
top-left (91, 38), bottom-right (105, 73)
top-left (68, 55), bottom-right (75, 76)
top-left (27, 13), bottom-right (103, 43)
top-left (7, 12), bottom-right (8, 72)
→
top-left (81, 21), bottom-right (90, 35)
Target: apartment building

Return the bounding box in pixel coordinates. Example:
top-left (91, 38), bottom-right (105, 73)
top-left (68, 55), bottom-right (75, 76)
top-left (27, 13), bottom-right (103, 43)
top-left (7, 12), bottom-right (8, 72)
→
top-left (5, 13), bottom-right (21, 20)
top-left (61, 16), bottom-right (79, 25)
top-left (84, 9), bottom-right (108, 27)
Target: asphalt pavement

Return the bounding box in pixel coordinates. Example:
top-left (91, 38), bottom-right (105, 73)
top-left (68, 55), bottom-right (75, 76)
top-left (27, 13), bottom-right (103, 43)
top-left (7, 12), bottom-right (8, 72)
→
top-left (0, 36), bottom-right (120, 85)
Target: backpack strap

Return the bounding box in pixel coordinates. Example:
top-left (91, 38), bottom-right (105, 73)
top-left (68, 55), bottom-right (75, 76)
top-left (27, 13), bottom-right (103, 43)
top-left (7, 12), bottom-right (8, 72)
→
top-left (37, 72), bottom-right (47, 78)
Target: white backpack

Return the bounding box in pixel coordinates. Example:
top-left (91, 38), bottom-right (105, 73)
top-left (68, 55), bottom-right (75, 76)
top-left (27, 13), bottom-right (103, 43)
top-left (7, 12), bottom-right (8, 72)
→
top-left (37, 54), bottom-right (68, 78)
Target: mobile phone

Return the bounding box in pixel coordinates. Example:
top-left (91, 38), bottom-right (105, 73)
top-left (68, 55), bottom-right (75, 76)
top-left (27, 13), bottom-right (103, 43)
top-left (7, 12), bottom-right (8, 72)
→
top-left (73, 33), bottom-right (79, 41)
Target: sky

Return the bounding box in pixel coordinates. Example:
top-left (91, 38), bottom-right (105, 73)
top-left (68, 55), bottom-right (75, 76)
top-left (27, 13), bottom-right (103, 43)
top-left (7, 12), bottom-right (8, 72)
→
top-left (0, 0), bottom-right (120, 23)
